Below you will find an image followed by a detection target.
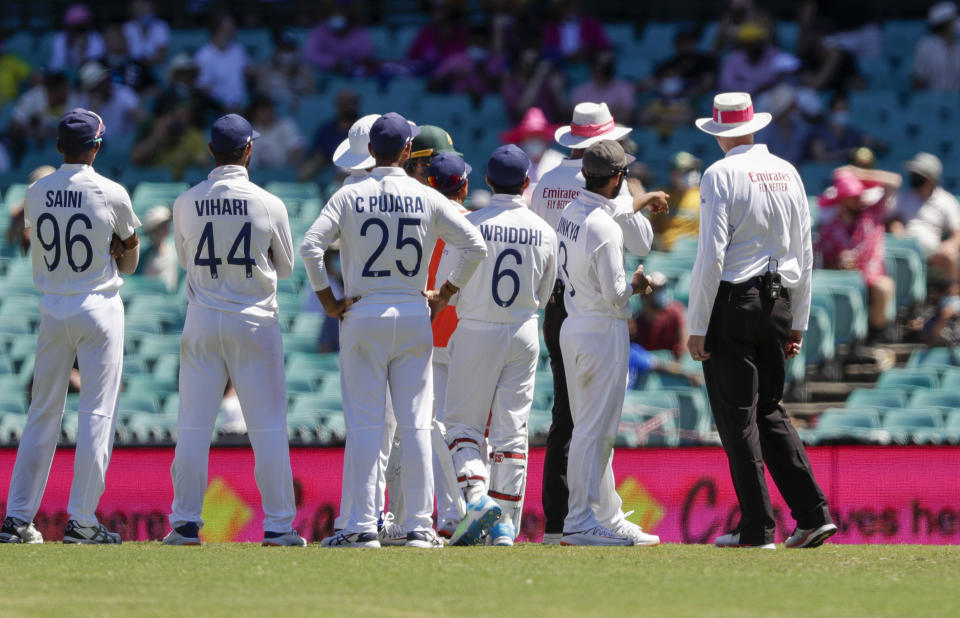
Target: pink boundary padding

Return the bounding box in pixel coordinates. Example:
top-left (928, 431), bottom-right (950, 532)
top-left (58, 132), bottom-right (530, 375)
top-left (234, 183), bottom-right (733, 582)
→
top-left (1, 446), bottom-right (958, 543)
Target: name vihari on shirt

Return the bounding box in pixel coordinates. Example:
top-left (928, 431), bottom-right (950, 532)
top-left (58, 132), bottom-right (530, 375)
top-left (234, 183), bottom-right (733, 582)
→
top-left (354, 194), bottom-right (425, 214)
top-left (556, 216), bottom-right (580, 242)
top-left (195, 198), bottom-right (249, 216)
top-left (45, 190), bottom-right (82, 208)
top-left (478, 224), bottom-right (544, 247)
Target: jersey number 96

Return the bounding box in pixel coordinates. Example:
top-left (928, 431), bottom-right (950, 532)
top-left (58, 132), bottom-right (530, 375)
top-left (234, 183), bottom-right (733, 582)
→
top-left (36, 213), bottom-right (93, 273)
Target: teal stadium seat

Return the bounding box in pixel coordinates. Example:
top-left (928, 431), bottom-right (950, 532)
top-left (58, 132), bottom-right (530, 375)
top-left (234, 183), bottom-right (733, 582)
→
top-left (130, 181), bottom-right (189, 214)
top-left (620, 391), bottom-right (680, 447)
top-left (813, 408), bottom-right (882, 444)
top-left (812, 270), bottom-right (868, 345)
top-left (845, 387), bottom-right (907, 410)
top-left (882, 408), bottom-right (944, 445)
top-left (876, 368), bottom-right (939, 391)
top-left (909, 389), bottom-right (960, 409)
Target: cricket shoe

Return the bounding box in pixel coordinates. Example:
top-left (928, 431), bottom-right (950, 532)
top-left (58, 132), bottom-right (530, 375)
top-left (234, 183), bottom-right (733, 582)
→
top-left (162, 522), bottom-right (201, 545)
top-left (541, 532), bottom-right (562, 545)
top-left (437, 519), bottom-right (459, 540)
top-left (405, 529), bottom-right (444, 548)
top-left (489, 521), bottom-right (515, 546)
top-left (614, 518), bottom-right (660, 547)
top-left (0, 516), bottom-right (43, 544)
top-left (63, 520), bottom-right (121, 544)
top-left (321, 531), bottom-right (380, 548)
top-left (714, 531), bottom-right (776, 549)
top-left (377, 512), bottom-right (406, 546)
top-left (784, 523), bottom-right (838, 549)
top-left (561, 525), bottom-right (633, 546)
top-left (449, 495), bottom-right (501, 546)
top-left (262, 530), bottom-right (307, 547)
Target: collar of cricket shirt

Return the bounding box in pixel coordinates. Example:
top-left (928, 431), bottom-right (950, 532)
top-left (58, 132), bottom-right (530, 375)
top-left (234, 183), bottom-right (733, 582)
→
top-left (371, 167), bottom-right (409, 178)
top-left (578, 187), bottom-right (618, 215)
top-left (208, 165), bottom-right (249, 180)
top-left (488, 193), bottom-right (527, 210)
top-left (724, 143), bottom-right (768, 158)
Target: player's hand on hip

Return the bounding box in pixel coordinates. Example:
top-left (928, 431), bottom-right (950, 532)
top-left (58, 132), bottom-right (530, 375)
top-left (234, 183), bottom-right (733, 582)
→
top-left (687, 335), bottom-right (711, 362)
top-left (110, 233), bottom-right (126, 260)
top-left (785, 330), bottom-right (803, 358)
top-left (327, 296), bottom-right (360, 320)
top-left (423, 289), bottom-right (448, 320)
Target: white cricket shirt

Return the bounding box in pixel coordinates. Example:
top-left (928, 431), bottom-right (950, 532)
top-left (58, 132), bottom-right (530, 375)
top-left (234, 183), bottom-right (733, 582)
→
top-left (438, 194), bottom-right (557, 324)
top-left (24, 163), bottom-right (141, 296)
top-left (300, 167), bottom-right (486, 306)
top-left (687, 143), bottom-right (813, 336)
top-left (529, 157), bottom-right (653, 256)
top-left (173, 165), bottom-right (294, 321)
top-left (555, 189), bottom-right (633, 321)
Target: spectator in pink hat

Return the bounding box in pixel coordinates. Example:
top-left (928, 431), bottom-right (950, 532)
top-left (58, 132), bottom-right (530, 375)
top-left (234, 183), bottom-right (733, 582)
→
top-left (501, 107), bottom-right (564, 198)
top-left (817, 167), bottom-right (901, 338)
top-left (49, 3), bottom-right (106, 72)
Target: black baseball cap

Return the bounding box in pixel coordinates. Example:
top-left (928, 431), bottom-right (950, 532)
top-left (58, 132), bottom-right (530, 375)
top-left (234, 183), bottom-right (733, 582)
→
top-left (369, 112), bottom-right (420, 154)
top-left (486, 144), bottom-right (530, 187)
top-left (427, 152), bottom-right (472, 194)
top-left (582, 140), bottom-right (635, 177)
top-left (58, 108), bottom-right (105, 154)
top-left (210, 113), bottom-right (260, 153)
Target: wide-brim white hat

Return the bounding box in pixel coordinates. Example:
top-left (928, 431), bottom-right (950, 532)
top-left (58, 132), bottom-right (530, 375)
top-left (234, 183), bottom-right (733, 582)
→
top-left (333, 114), bottom-right (381, 170)
top-left (695, 92), bottom-right (772, 138)
top-left (555, 101), bottom-right (632, 149)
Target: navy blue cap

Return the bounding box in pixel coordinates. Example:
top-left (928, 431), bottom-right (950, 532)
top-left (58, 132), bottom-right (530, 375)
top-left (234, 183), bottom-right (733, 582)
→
top-left (486, 144), bottom-right (530, 187)
top-left (427, 152), bottom-right (472, 194)
top-left (369, 112), bottom-right (420, 154)
top-left (58, 108), bottom-right (105, 154)
top-left (210, 113), bottom-right (260, 153)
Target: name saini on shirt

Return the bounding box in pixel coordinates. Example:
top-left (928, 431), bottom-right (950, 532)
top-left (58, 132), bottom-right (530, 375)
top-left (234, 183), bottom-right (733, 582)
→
top-left (45, 190), bottom-right (83, 208)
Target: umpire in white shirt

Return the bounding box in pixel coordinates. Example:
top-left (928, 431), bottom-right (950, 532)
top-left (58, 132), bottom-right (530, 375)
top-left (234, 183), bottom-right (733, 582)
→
top-left (688, 93), bottom-right (836, 550)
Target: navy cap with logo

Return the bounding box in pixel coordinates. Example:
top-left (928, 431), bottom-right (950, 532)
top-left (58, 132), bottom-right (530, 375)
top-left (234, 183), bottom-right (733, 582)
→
top-left (58, 108), bottom-right (106, 155)
top-left (210, 113), bottom-right (260, 153)
top-left (369, 112), bottom-right (420, 154)
top-left (427, 152), bottom-right (472, 194)
top-left (486, 144), bottom-right (530, 187)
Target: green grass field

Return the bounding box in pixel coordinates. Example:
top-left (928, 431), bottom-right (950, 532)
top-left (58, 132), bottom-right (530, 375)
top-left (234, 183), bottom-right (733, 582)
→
top-left (1, 543), bottom-right (957, 617)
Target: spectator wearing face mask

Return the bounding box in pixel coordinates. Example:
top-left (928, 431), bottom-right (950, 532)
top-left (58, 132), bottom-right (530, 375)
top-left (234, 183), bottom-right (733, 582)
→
top-left (123, 0), bottom-right (169, 66)
top-left (195, 13), bottom-right (250, 109)
top-left (74, 61), bottom-right (142, 138)
top-left (303, 6), bottom-right (374, 74)
top-left (299, 88), bottom-right (359, 180)
top-left (718, 22), bottom-right (781, 95)
top-left (541, 0), bottom-right (611, 62)
top-left (637, 69), bottom-right (696, 140)
top-left (651, 27), bottom-right (718, 100)
top-left (10, 72), bottom-right (73, 146)
top-left (570, 52), bottom-right (636, 123)
top-left (807, 96), bottom-right (879, 162)
top-left (890, 153), bottom-right (960, 283)
top-left (49, 3), bottom-right (106, 72)
top-left (247, 95), bottom-right (305, 169)
top-left (652, 152), bottom-right (702, 251)
top-left (254, 31), bottom-right (316, 108)
top-left (628, 271), bottom-right (688, 360)
top-left (501, 107), bottom-right (563, 200)
top-left (407, 5), bottom-right (469, 75)
top-left (429, 24), bottom-right (506, 100)
top-left (914, 2), bottom-right (960, 91)
top-left (102, 22), bottom-right (158, 94)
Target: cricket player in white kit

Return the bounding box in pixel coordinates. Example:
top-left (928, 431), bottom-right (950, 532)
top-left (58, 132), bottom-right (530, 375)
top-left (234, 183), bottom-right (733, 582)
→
top-left (438, 145), bottom-right (557, 546)
top-left (556, 141), bottom-right (659, 546)
top-left (300, 112), bottom-right (486, 548)
top-left (164, 114), bottom-right (304, 547)
top-left (1, 109), bottom-right (140, 544)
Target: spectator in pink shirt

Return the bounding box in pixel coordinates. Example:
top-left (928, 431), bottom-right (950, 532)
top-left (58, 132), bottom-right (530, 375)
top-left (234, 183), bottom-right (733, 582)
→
top-left (542, 0), bottom-right (611, 62)
top-left (303, 5), bottom-right (374, 74)
top-left (570, 52), bottom-right (636, 123)
top-left (407, 5), bottom-right (469, 75)
top-left (430, 25), bottom-right (506, 99)
top-left (718, 23), bottom-right (781, 94)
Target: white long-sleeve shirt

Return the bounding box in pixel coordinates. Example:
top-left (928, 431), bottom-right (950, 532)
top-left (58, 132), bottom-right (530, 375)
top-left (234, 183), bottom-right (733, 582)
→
top-left (437, 194), bottom-right (557, 324)
top-left (530, 157), bottom-right (654, 257)
top-left (687, 143), bottom-right (813, 336)
top-left (173, 165), bottom-right (294, 322)
top-left (555, 189), bottom-right (633, 321)
top-left (300, 167), bottom-right (486, 306)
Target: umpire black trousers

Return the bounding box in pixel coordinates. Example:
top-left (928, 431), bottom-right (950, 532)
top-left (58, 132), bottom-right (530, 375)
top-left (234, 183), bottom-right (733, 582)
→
top-left (541, 280), bottom-right (571, 534)
top-left (703, 281), bottom-right (832, 545)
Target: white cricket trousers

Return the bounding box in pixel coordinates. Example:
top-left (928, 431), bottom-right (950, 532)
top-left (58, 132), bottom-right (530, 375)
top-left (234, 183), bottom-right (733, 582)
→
top-left (170, 305), bottom-right (296, 533)
top-left (6, 292), bottom-right (124, 527)
top-left (442, 319), bottom-right (538, 521)
top-left (338, 302), bottom-right (434, 534)
top-left (431, 346), bottom-right (464, 525)
top-left (560, 316), bottom-right (629, 534)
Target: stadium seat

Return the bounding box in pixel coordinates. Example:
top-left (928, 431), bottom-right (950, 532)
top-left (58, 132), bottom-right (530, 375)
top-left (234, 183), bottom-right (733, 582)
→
top-left (804, 304), bottom-right (835, 367)
top-left (884, 242), bottom-right (927, 308)
top-left (662, 387), bottom-right (712, 443)
top-left (845, 388), bottom-right (907, 410)
top-left (813, 407), bottom-right (883, 445)
top-left (125, 412), bottom-right (176, 444)
top-left (130, 181), bottom-right (189, 214)
top-left (940, 367), bottom-right (960, 389)
top-left (812, 270), bottom-right (868, 345)
top-left (941, 410), bottom-right (960, 444)
top-left (0, 392), bottom-right (26, 415)
top-left (882, 408), bottom-right (944, 445)
top-left (909, 389), bottom-right (960, 409)
top-left (620, 391), bottom-right (680, 447)
top-left (137, 334), bottom-right (183, 361)
top-left (906, 347), bottom-right (960, 369)
top-left (292, 394), bottom-right (343, 415)
top-left (118, 393), bottom-right (160, 415)
top-left (0, 413), bottom-right (27, 444)
top-left (876, 368), bottom-right (940, 391)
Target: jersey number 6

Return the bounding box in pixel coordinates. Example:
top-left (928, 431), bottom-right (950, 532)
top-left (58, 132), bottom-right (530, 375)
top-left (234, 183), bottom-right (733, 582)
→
top-left (194, 221), bottom-right (256, 279)
top-left (492, 248), bottom-right (522, 308)
top-left (360, 217), bottom-right (422, 278)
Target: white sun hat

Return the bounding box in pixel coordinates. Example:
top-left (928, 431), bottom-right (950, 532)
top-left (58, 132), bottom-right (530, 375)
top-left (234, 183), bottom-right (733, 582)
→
top-left (333, 114), bottom-right (381, 170)
top-left (554, 102), bottom-right (632, 149)
top-left (695, 92), bottom-right (772, 138)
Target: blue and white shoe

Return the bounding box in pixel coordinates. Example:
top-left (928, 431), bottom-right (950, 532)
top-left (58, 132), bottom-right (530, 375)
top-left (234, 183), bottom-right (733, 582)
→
top-left (0, 516), bottom-right (43, 544)
top-left (449, 495), bottom-right (501, 546)
top-left (262, 530), bottom-right (307, 546)
top-left (63, 520), bottom-right (121, 544)
top-left (490, 521), bottom-right (515, 546)
top-left (321, 531), bottom-right (380, 548)
top-left (162, 522), bottom-right (201, 546)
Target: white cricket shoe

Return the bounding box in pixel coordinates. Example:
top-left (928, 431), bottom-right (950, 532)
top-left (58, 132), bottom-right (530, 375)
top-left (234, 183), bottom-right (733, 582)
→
top-left (561, 525), bottom-right (633, 546)
top-left (714, 531), bottom-right (776, 549)
top-left (614, 519), bottom-right (660, 547)
top-left (541, 532), bottom-right (563, 545)
top-left (784, 523), bottom-right (838, 549)
top-left (377, 512), bottom-right (406, 546)
top-left (262, 530), bottom-right (307, 546)
top-left (405, 529), bottom-right (444, 548)
top-left (162, 522), bottom-right (201, 545)
top-left (321, 531), bottom-right (381, 548)
top-left (0, 516), bottom-right (43, 544)
top-left (449, 495), bottom-right (501, 546)
top-left (63, 520), bottom-right (121, 544)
